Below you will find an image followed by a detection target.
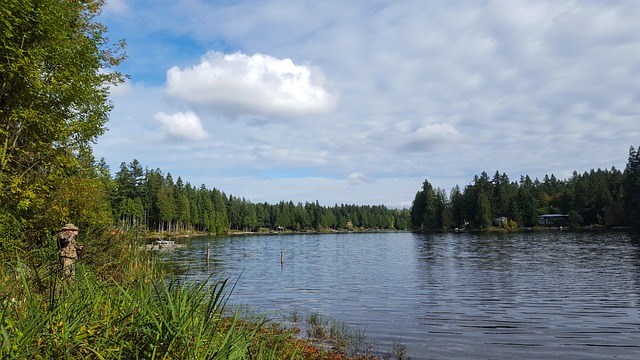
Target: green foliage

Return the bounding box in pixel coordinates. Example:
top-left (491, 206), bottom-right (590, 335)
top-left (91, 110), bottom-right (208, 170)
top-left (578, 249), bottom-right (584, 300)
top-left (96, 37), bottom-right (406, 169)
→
top-left (108, 160), bottom-right (412, 234)
top-left (567, 210), bottom-right (583, 227)
top-left (0, 0), bottom-right (125, 245)
top-left (0, 264), bottom-right (298, 359)
top-left (0, 211), bottom-right (24, 252)
top-left (623, 146), bottom-right (640, 229)
top-left (411, 153), bottom-right (635, 230)
top-left (44, 175), bottom-right (113, 239)
top-left (411, 180), bottom-right (448, 230)
top-left (476, 192), bottom-right (492, 228)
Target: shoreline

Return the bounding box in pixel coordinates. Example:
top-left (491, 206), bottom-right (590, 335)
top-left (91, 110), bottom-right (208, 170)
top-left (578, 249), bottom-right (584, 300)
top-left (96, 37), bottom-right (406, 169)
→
top-left (144, 225), bottom-right (635, 243)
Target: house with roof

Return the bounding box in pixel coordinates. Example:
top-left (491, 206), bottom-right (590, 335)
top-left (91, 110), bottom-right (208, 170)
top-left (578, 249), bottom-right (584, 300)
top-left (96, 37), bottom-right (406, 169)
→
top-left (538, 214), bottom-right (569, 226)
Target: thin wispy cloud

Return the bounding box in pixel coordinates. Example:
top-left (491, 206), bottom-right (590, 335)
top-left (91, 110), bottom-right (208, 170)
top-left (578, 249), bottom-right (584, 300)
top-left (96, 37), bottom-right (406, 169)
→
top-left (348, 172), bottom-right (375, 186)
top-left (103, 0), bottom-right (129, 14)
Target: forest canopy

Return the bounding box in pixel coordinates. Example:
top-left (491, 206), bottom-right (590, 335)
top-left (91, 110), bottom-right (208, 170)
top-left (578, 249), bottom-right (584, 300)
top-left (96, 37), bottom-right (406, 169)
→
top-left (410, 146), bottom-right (640, 231)
top-left (110, 159), bottom-right (411, 234)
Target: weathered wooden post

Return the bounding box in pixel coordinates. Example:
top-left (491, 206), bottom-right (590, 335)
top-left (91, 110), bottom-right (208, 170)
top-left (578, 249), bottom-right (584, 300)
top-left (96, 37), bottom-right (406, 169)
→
top-left (206, 242), bottom-right (211, 263)
top-left (280, 251), bottom-right (284, 266)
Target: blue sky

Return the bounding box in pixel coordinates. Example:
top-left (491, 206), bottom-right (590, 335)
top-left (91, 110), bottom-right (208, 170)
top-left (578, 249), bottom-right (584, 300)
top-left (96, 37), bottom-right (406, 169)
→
top-left (94, 0), bottom-right (640, 207)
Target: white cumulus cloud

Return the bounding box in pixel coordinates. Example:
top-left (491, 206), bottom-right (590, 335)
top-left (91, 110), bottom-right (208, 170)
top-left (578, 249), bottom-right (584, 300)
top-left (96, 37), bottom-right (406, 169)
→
top-left (165, 51), bottom-right (337, 117)
top-left (154, 111), bottom-right (210, 141)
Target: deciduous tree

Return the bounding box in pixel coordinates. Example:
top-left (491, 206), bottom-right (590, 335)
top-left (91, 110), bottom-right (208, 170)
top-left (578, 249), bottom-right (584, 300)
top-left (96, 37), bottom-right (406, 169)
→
top-left (0, 0), bottom-right (125, 243)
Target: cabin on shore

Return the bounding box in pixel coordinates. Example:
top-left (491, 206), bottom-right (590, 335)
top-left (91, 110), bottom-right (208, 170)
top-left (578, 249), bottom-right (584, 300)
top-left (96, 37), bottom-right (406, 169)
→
top-left (538, 214), bottom-right (569, 226)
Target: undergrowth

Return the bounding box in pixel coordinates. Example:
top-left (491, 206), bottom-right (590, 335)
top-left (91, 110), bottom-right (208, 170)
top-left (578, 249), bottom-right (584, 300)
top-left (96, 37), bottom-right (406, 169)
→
top-left (0, 229), bottom-right (404, 359)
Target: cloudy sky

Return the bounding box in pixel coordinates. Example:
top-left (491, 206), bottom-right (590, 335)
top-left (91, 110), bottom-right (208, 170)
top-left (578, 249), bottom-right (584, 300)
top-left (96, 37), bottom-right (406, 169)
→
top-left (94, 0), bottom-right (640, 208)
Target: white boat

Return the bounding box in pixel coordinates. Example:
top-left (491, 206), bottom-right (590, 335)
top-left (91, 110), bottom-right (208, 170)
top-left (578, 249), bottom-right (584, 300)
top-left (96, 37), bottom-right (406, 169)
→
top-left (139, 239), bottom-right (186, 250)
top-left (154, 239), bottom-right (175, 246)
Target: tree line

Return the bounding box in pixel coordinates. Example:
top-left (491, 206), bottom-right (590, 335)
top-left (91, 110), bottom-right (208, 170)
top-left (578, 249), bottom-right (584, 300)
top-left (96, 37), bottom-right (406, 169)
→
top-left (112, 160), bottom-right (412, 234)
top-left (410, 146), bottom-right (640, 230)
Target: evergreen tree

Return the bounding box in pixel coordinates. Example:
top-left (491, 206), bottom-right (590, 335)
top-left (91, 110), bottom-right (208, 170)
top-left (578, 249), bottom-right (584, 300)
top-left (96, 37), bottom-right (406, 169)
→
top-left (174, 177), bottom-right (190, 232)
top-left (227, 195), bottom-right (242, 230)
top-left (196, 185), bottom-right (214, 232)
top-left (623, 146), bottom-right (640, 229)
top-left (212, 189), bottom-right (229, 234)
top-left (421, 180), bottom-right (437, 229)
top-left (294, 203), bottom-right (310, 229)
top-left (157, 184), bottom-right (175, 232)
top-left (476, 192), bottom-right (492, 228)
top-left (410, 190), bottom-right (426, 229)
top-left (517, 176), bottom-right (538, 227)
top-left (449, 185), bottom-right (465, 227)
top-left (493, 171), bottom-right (512, 218)
top-left (142, 169), bottom-right (163, 230)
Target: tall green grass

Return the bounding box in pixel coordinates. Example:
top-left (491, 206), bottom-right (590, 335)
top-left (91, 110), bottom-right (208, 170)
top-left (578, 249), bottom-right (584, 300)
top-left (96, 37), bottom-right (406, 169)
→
top-left (1, 262), bottom-right (293, 359)
top-left (0, 229), bottom-right (398, 359)
top-left (0, 230), bottom-right (308, 360)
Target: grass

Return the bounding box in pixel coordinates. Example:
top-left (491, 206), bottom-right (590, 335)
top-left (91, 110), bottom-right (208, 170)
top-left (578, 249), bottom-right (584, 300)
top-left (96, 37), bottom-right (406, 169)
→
top-left (0, 229), bottom-right (406, 359)
top-left (1, 264), bottom-right (265, 358)
top-left (297, 312), bottom-right (409, 360)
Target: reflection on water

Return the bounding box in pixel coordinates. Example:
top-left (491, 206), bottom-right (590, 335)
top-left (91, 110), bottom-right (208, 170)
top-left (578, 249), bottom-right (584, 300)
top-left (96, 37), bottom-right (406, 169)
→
top-left (163, 231), bottom-right (640, 359)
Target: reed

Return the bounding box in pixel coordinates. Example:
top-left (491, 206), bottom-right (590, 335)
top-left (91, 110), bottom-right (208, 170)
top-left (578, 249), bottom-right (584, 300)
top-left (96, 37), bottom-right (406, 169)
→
top-left (306, 312), bottom-right (328, 339)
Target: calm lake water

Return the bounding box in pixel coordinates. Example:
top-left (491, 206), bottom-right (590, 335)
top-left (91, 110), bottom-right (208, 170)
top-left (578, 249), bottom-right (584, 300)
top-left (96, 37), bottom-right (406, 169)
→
top-left (162, 231), bottom-right (640, 359)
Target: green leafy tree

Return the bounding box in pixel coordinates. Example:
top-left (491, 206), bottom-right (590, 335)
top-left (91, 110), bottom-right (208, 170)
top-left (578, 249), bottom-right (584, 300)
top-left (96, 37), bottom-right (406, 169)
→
top-left (394, 208), bottom-right (412, 230)
top-left (119, 197), bottom-right (143, 229)
top-left (0, 0), bottom-right (125, 244)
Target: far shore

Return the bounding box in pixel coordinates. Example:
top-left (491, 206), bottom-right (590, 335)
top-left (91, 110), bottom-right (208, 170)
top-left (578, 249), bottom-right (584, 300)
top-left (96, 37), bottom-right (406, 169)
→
top-left (144, 225), bottom-right (633, 242)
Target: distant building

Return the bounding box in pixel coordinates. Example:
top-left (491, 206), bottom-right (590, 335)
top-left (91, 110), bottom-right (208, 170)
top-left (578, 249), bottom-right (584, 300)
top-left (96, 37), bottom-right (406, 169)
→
top-left (493, 216), bottom-right (508, 227)
top-left (538, 214), bottom-right (569, 226)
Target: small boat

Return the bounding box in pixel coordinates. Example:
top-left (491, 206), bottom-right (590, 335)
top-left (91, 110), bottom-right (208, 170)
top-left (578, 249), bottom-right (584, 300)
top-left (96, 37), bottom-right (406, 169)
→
top-left (152, 239), bottom-right (186, 249)
top-left (154, 239), bottom-right (175, 246)
top-left (139, 239), bottom-right (186, 250)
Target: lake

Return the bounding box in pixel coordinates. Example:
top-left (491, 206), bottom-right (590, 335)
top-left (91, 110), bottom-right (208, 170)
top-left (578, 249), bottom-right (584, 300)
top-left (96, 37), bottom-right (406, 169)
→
top-left (162, 231), bottom-right (640, 359)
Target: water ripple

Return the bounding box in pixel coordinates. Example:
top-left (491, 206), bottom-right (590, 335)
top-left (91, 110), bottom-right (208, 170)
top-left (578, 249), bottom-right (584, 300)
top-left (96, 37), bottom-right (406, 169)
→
top-left (165, 231), bottom-right (640, 360)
